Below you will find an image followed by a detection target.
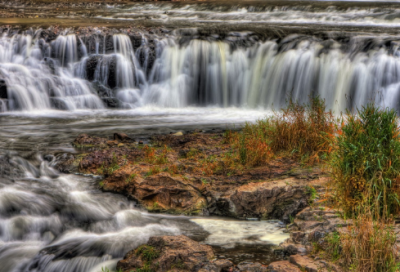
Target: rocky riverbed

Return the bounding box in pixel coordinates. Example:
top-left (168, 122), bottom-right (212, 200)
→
top-left (51, 130), bottom-right (346, 271)
top-left (55, 132), bottom-right (328, 220)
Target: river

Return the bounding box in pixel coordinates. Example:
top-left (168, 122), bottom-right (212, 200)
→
top-left (0, 0), bottom-right (399, 271)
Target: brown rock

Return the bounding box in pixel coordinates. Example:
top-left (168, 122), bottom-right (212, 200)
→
top-left (291, 231), bottom-right (306, 243)
top-left (268, 261), bottom-right (301, 272)
top-left (295, 220), bottom-right (324, 232)
top-left (213, 259), bottom-right (234, 271)
top-left (237, 262), bottom-right (268, 272)
top-left (280, 242), bottom-right (307, 255)
top-left (289, 255), bottom-right (318, 272)
top-left (73, 134), bottom-right (107, 146)
top-left (133, 173), bottom-right (207, 214)
top-left (102, 170), bottom-right (207, 215)
top-left (116, 235), bottom-right (214, 272)
top-left (229, 181), bottom-right (308, 219)
top-left (107, 140), bottom-right (118, 146)
top-left (114, 132), bottom-right (131, 142)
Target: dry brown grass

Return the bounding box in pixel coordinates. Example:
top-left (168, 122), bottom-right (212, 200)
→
top-left (232, 96), bottom-right (336, 166)
top-left (339, 214), bottom-right (398, 272)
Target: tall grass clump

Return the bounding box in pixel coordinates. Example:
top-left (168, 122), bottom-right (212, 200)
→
top-left (331, 104), bottom-right (400, 218)
top-left (239, 123), bottom-right (273, 167)
top-left (246, 96), bottom-right (336, 164)
top-left (325, 213), bottom-right (398, 272)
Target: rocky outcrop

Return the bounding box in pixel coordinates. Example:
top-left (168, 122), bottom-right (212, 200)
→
top-left (268, 254), bottom-right (341, 272)
top-left (268, 261), bottom-right (301, 272)
top-left (116, 235), bottom-right (269, 272)
top-left (73, 133), bottom-right (108, 147)
top-left (279, 206), bottom-right (352, 256)
top-left (54, 133), bottom-right (330, 220)
top-left (117, 235), bottom-right (215, 272)
top-left (101, 168), bottom-right (315, 218)
top-left (206, 178), bottom-right (310, 220)
top-left (103, 170), bottom-right (207, 215)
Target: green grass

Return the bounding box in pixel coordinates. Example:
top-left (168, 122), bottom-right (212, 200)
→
top-left (331, 104), bottom-right (400, 218)
top-left (326, 231), bottom-right (341, 261)
top-left (126, 173), bottom-right (136, 183)
top-left (97, 153), bottom-right (120, 176)
top-left (306, 185), bottom-right (318, 204)
top-left (135, 245), bottom-right (159, 262)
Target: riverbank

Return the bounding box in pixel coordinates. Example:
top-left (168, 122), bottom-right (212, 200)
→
top-left (53, 101), bottom-right (400, 272)
top-left (56, 131), bottom-right (328, 220)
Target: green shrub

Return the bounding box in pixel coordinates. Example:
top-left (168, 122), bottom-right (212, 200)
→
top-left (331, 104), bottom-right (400, 218)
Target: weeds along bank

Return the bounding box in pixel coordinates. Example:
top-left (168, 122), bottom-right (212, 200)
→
top-left (55, 98), bottom-right (400, 271)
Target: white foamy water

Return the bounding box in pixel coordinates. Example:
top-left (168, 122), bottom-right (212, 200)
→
top-left (95, 1), bottom-right (400, 28)
top-left (0, 144), bottom-right (288, 272)
top-left (1, 22), bottom-right (400, 113)
top-left (191, 219), bottom-right (289, 248)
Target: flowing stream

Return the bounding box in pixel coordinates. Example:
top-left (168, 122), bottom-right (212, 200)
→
top-left (0, 109), bottom-right (288, 272)
top-left (1, 0), bottom-right (400, 271)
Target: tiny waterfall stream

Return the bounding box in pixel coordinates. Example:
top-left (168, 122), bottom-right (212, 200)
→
top-left (0, 112), bottom-right (288, 272)
top-left (2, 0), bottom-right (400, 271)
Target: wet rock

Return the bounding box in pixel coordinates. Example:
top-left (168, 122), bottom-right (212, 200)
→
top-left (289, 255), bottom-right (318, 272)
top-left (213, 259), bottom-right (234, 271)
top-left (0, 79), bottom-right (7, 99)
top-left (211, 181), bottom-right (309, 220)
top-left (116, 235), bottom-right (215, 272)
top-left (102, 97), bottom-right (119, 108)
top-left (0, 154), bottom-right (25, 179)
top-left (93, 83), bottom-right (113, 98)
top-left (69, 133), bottom-right (321, 219)
top-left (52, 153), bottom-right (78, 174)
top-left (114, 132), bottom-right (131, 142)
top-left (83, 55), bottom-right (117, 89)
top-left (268, 261), bottom-right (301, 272)
top-left (236, 261), bottom-right (268, 272)
top-left (172, 131), bottom-right (184, 136)
top-left (279, 206), bottom-right (352, 256)
top-left (278, 242), bottom-right (307, 255)
top-left (73, 134), bottom-right (107, 147)
top-left (104, 172), bottom-right (207, 215)
top-left (50, 98), bottom-right (68, 110)
top-left (85, 55), bottom-right (101, 81)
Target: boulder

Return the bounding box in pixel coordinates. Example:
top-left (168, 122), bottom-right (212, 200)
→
top-left (114, 132), bottom-right (132, 142)
top-left (73, 134), bottom-right (107, 147)
top-left (237, 262), bottom-right (268, 272)
top-left (213, 259), bottom-right (234, 271)
top-left (116, 235), bottom-right (215, 272)
top-left (0, 79), bottom-right (7, 99)
top-left (207, 180), bottom-right (309, 220)
top-left (103, 171), bottom-right (207, 215)
top-left (268, 261), bottom-right (301, 272)
top-left (278, 207), bottom-right (352, 256)
top-left (289, 255), bottom-right (318, 272)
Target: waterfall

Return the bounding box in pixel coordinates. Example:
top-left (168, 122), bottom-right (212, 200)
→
top-left (0, 34), bottom-right (103, 111)
top-left (1, 31), bottom-right (400, 112)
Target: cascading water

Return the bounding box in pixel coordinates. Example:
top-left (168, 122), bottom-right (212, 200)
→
top-left (0, 149), bottom-right (288, 272)
top-left (1, 28), bottom-right (400, 113)
top-left (3, 1), bottom-right (400, 271)
top-left (0, 33), bottom-right (103, 111)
